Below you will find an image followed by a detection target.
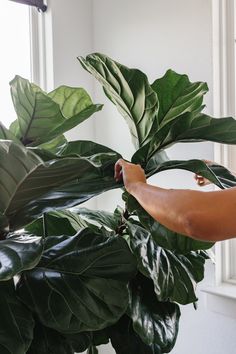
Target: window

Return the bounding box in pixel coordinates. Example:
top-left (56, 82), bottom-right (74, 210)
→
top-left (208, 0), bottom-right (236, 297)
top-left (0, 1), bottom-right (53, 129)
top-left (0, 1), bottom-right (31, 128)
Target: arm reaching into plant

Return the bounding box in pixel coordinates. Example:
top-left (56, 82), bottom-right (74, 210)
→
top-left (115, 159), bottom-right (236, 242)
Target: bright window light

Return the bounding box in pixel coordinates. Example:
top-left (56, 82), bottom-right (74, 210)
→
top-left (0, 1), bottom-right (31, 128)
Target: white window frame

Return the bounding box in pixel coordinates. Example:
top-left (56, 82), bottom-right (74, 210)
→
top-left (203, 0), bottom-right (236, 312)
top-left (29, 0), bottom-right (54, 91)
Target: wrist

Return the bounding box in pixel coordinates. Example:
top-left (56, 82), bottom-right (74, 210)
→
top-left (127, 181), bottom-right (146, 195)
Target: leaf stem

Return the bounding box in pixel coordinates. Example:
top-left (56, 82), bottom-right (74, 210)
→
top-left (42, 213), bottom-right (48, 239)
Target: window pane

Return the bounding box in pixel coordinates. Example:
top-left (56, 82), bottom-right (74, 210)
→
top-left (0, 1), bottom-right (31, 128)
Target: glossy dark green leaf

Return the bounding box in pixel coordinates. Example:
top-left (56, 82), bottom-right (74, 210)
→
top-left (128, 276), bottom-right (180, 351)
top-left (55, 139), bottom-right (121, 158)
top-left (132, 112), bottom-right (236, 166)
top-left (14, 178), bottom-right (121, 229)
top-left (208, 163), bottom-right (236, 188)
top-left (79, 53), bottom-right (159, 149)
top-left (0, 233), bottom-right (43, 281)
top-left (9, 76), bottom-right (102, 146)
top-left (25, 210), bottom-right (89, 237)
top-left (0, 140), bottom-right (121, 229)
top-left (125, 194), bottom-right (214, 253)
top-left (144, 159), bottom-right (224, 189)
top-left (27, 322), bottom-right (74, 354)
top-left (72, 206), bottom-right (124, 232)
top-left (17, 228), bottom-right (137, 333)
top-left (151, 69), bottom-right (208, 129)
top-left (0, 280), bottom-right (34, 354)
top-left (128, 222), bottom-right (206, 304)
top-left (108, 315), bottom-right (162, 354)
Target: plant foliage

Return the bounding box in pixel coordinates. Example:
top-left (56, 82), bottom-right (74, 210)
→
top-left (0, 55), bottom-right (236, 353)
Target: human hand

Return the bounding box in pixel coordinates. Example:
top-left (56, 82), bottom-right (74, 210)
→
top-left (194, 159), bottom-right (214, 186)
top-left (114, 159), bottom-right (146, 194)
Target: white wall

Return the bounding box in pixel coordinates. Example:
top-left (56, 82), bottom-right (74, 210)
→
top-left (49, 0), bottom-right (95, 142)
top-left (48, 0), bottom-right (236, 353)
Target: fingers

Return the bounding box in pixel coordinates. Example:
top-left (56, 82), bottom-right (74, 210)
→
top-left (194, 174), bottom-right (210, 186)
top-left (196, 176), bottom-right (206, 186)
top-left (114, 159), bottom-right (126, 182)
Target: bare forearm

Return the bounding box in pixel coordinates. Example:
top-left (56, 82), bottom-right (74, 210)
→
top-left (115, 159), bottom-right (236, 241)
top-left (129, 182), bottom-right (200, 237)
top-left (128, 182), bottom-right (236, 241)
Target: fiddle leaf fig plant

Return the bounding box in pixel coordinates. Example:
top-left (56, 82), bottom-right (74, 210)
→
top-left (1, 55), bottom-right (236, 354)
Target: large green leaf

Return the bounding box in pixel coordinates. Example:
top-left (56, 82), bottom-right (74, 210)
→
top-left (72, 206), bottom-right (124, 232)
top-left (128, 222), bottom-right (206, 304)
top-left (78, 53), bottom-right (159, 149)
top-left (144, 158), bottom-right (225, 189)
top-left (17, 228), bottom-right (137, 333)
top-left (124, 193), bottom-right (214, 253)
top-left (133, 112), bottom-right (236, 166)
top-left (25, 210), bottom-right (89, 237)
top-left (55, 140), bottom-right (122, 158)
top-left (9, 76), bottom-right (102, 146)
top-left (0, 140), bottom-right (121, 229)
top-left (151, 69), bottom-right (208, 129)
top-left (0, 233), bottom-right (43, 281)
top-left (208, 163), bottom-right (236, 188)
top-left (0, 280), bottom-right (34, 354)
top-left (108, 315), bottom-right (162, 354)
top-left (128, 275), bottom-right (180, 351)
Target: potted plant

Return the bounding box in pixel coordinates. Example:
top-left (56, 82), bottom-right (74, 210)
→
top-left (1, 53), bottom-right (236, 354)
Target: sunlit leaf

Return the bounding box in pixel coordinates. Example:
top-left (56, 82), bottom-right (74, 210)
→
top-left (9, 76), bottom-right (102, 146)
top-left (79, 53), bottom-right (158, 149)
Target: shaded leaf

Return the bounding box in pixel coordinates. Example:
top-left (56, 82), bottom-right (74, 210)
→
top-left (27, 322), bottom-right (74, 354)
top-left (128, 275), bottom-right (180, 351)
top-left (128, 222), bottom-right (206, 304)
top-left (25, 210), bottom-right (89, 237)
top-left (0, 280), bottom-right (34, 354)
top-left (65, 328), bottom-right (109, 353)
top-left (79, 53), bottom-right (158, 149)
top-left (17, 228), bottom-right (137, 333)
top-left (0, 140), bottom-right (121, 229)
top-left (0, 233), bottom-right (43, 281)
top-left (87, 346), bottom-right (98, 354)
top-left (108, 315), bottom-right (162, 354)
top-left (208, 163), bottom-right (236, 188)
